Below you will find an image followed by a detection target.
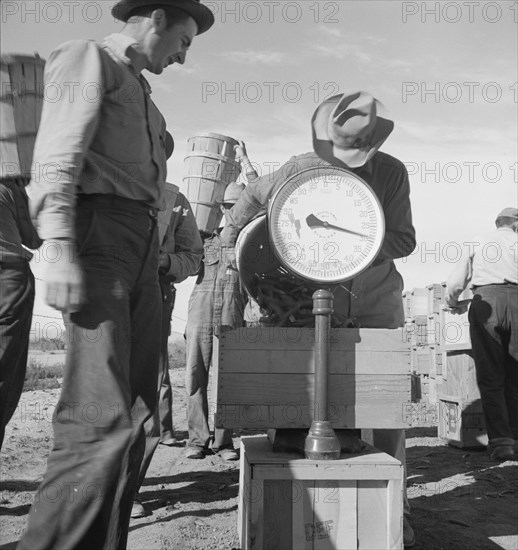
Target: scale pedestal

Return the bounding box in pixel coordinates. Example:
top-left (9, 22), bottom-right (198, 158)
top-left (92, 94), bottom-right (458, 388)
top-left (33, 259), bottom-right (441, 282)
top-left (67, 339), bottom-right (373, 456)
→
top-left (268, 289), bottom-right (362, 458)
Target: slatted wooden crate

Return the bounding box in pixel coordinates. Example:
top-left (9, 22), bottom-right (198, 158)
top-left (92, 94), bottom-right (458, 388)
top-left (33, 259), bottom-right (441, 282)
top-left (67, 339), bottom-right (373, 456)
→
top-left (239, 435), bottom-right (403, 550)
top-left (439, 283), bottom-right (472, 349)
top-left (403, 315), bottom-right (428, 347)
top-left (402, 287), bottom-right (429, 319)
top-left (437, 348), bottom-right (487, 447)
top-left (215, 327), bottom-right (412, 430)
top-left (427, 283), bottom-right (445, 314)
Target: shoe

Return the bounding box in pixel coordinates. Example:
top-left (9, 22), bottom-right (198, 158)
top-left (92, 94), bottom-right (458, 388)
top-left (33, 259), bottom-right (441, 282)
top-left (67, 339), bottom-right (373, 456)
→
top-left (185, 447), bottom-right (205, 459)
top-left (131, 497), bottom-right (147, 519)
top-left (217, 448), bottom-right (239, 461)
top-left (159, 437), bottom-right (177, 447)
top-left (403, 516), bottom-right (415, 548)
top-left (489, 445), bottom-right (515, 461)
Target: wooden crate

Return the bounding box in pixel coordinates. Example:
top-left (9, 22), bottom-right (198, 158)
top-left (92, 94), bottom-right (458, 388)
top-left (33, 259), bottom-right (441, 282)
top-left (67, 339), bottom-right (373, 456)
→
top-left (410, 345), bottom-right (444, 406)
top-left (411, 346), bottom-right (433, 375)
top-left (438, 398), bottom-right (487, 448)
top-left (215, 328), bottom-right (412, 430)
top-left (439, 283), bottom-right (472, 349)
top-left (404, 315), bottom-right (429, 347)
top-left (437, 348), bottom-right (487, 447)
top-left (239, 435), bottom-right (403, 550)
top-left (427, 283), bottom-right (445, 314)
top-left (402, 287), bottom-right (429, 318)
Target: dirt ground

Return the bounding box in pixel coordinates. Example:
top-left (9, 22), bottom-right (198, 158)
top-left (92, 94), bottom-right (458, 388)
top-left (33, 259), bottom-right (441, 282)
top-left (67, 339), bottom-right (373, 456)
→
top-left (1, 362), bottom-right (517, 550)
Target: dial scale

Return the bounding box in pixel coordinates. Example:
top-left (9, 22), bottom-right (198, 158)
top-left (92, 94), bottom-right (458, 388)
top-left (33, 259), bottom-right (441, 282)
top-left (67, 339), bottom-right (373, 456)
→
top-left (267, 166), bottom-right (385, 284)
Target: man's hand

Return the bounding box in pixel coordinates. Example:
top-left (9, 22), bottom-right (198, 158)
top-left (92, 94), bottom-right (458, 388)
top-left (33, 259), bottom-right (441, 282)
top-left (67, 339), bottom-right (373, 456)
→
top-left (158, 252), bottom-right (171, 271)
top-left (43, 240), bottom-right (85, 312)
top-left (234, 140), bottom-right (248, 162)
top-left (443, 298), bottom-right (471, 315)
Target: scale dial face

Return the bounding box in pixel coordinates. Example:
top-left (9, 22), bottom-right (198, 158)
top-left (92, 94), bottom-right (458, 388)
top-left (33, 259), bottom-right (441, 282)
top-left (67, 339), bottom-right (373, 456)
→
top-left (267, 167), bottom-right (385, 284)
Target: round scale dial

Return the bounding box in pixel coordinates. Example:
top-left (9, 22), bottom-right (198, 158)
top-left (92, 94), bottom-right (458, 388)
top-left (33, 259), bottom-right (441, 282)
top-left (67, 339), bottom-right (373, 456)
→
top-left (267, 166), bottom-right (385, 284)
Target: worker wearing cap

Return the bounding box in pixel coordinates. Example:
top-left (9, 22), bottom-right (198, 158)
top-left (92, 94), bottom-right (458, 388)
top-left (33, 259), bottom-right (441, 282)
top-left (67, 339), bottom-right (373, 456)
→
top-left (18, 1), bottom-right (214, 548)
top-left (184, 161), bottom-right (251, 461)
top-left (221, 92), bottom-right (417, 547)
top-left (446, 208), bottom-right (518, 461)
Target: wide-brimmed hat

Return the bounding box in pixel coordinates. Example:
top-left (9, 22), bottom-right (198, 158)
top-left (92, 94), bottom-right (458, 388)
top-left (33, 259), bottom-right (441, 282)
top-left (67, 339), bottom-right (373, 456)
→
top-left (312, 91), bottom-right (394, 168)
top-left (112, 0), bottom-right (214, 35)
top-left (496, 207), bottom-right (518, 220)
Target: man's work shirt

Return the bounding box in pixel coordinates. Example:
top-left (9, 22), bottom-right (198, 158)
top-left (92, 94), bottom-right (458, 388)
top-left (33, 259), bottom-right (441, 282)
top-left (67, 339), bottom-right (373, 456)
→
top-left (158, 184), bottom-right (203, 285)
top-left (28, 34), bottom-right (168, 240)
top-left (0, 181), bottom-right (41, 263)
top-left (221, 151), bottom-right (416, 328)
top-left (446, 227), bottom-right (518, 304)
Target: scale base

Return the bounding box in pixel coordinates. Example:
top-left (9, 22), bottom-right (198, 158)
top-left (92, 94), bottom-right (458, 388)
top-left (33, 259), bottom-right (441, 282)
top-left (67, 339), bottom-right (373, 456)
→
top-left (269, 427), bottom-right (362, 457)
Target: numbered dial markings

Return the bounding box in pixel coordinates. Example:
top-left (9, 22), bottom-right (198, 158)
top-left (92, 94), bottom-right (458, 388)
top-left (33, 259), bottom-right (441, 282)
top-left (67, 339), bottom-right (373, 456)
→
top-left (268, 168), bottom-right (385, 284)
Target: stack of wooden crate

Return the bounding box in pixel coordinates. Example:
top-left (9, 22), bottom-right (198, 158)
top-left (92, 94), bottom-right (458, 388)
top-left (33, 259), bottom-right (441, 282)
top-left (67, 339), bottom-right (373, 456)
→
top-left (403, 285), bottom-right (444, 408)
top-left (403, 282), bottom-right (487, 446)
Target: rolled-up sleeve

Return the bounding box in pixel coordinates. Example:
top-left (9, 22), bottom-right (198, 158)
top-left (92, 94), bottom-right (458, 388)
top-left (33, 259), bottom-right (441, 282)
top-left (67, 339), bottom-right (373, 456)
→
top-left (445, 252), bottom-right (472, 306)
top-left (162, 196), bottom-right (203, 284)
top-left (28, 40), bottom-right (104, 240)
top-left (221, 155), bottom-right (307, 246)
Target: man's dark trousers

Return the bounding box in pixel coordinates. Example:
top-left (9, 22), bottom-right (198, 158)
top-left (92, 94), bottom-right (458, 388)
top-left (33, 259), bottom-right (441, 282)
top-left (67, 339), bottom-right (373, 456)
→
top-left (18, 195), bottom-right (162, 550)
top-left (137, 285), bottom-right (175, 489)
top-left (0, 261), bottom-right (35, 450)
top-left (469, 284), bottom-right (518, 446)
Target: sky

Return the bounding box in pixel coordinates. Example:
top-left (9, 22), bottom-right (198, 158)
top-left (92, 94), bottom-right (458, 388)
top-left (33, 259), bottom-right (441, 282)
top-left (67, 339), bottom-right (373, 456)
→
top-left (1, 0), bottom-right (517, 337)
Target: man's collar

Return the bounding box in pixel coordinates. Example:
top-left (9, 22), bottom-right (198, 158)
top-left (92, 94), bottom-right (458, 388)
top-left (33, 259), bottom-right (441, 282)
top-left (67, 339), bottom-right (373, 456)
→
top-left (354, 158), bottom-right (373, 177)
top-left (103, 34), bottom-right (152, 93)
top-left (103, 33), bottom-right (139, 68)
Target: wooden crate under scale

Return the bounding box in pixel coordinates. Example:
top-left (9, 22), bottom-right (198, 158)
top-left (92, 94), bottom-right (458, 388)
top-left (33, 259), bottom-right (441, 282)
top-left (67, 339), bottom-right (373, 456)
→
top-left (238, 435), bottom-right (403, 550)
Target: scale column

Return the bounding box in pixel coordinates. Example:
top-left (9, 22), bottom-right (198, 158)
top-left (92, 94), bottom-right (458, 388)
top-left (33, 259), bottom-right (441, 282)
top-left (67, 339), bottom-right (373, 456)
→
top-left (304, 289), bottom-right (341, 460)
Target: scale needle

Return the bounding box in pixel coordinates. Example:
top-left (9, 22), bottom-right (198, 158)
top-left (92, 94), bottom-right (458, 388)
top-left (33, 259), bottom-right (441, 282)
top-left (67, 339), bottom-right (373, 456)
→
top-left (306, 214), bottom-right (368, 237)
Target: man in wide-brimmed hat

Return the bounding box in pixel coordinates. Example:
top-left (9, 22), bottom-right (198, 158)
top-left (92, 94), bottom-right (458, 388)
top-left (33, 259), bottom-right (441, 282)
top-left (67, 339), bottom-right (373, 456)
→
top-left (221, 91), bottom-right (417, 547)
top-left (19, 2), bottom-right (213, 549)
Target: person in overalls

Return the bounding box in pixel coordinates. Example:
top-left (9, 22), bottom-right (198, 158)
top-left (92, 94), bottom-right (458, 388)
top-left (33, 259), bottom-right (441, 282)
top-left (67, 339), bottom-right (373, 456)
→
top-left (184, 180), bottom-right (248, 461)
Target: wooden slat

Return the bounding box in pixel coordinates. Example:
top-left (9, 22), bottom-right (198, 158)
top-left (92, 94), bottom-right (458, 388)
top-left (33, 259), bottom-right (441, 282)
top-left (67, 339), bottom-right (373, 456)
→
top-left (238, 440), bottom-right (250, 544)
top-left (439, 352), bottom-right (480, 401)
top-left (313, 481), bottom-right (357, 549)
top-left (292, 480), bottom-right (314, 550)
top-left (217, 373), bottom-right (411, 429)
top-left (217, 402), bottom-right (411, 429)
top-left (219, 348), bottom-right (410, 375)
top-left (219, 374), bottom-right (410, 403)
top-left (220, 327), bottom-right (410, 352)
top-left (242, 437), bottom-right (401, 476)
top-left (387, 478), bottom-right (404, 550)
top-left (358, 481), bottom-right (388, 549)
top-left (262, 480), bottom-right (292, 549)
top-left (255, 464), bottom-right (402, 481)
top-left (249, 478), bottom-right (263, 549)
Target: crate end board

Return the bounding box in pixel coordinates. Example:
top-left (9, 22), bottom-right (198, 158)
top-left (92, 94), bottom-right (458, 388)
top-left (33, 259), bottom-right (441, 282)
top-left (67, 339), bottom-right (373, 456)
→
top-left (239, 436), bottom-right (403, 550)
top-left (216, 327), bottom-right (412, 430)
top-left (437, 398), bottom-right (488, 448)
